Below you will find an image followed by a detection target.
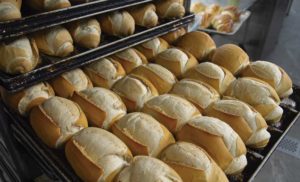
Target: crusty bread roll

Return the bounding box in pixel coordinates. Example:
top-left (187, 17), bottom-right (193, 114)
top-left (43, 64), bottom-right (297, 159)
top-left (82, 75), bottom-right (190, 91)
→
top-left (130, 64), bottom-right (177, 94)
top-left (0, 0), bottom-right (22, 21)
top-left (153, 48), bottom-right (198, 78)
top-left (205, 4), bottom-right (222, 17)
top-left (222, 6), bottom-right (241, 22)
top-left (50, 68), bottom-right (93, 98)
top-left (26, 0), bottom-right (71, 11)
top-left (112, 75), bottom-right (158, 112)
top-left (211, 13), bottom-right (234, 33)
top-left (240, 60), bottom-right (293, 98)
top-left (205, 99), bottom-right (271, 148)
top-left (159, 142), bottom-right (228, 182)
top-left (176, 116), bottom-right (247, 174)
top-left (115, 156), bottom-right (182, 182)
top-left (170, 79), bottom-right (220, 112)
top-left (128, 4), bottom-right (158, 28)
top-left (99, 10), bottom-right (135, 37)
top-left (32, 26), bottom-right (74, 57)
top-left (198, 4), bottom-right (222, 29)
top-left (175, 31), bottom-right (216, 61)
top-left (65, 127), bottom-right (132, 182)
top-left (183, 62), bottom-right (236, 94)
top-left (0, 37), bottom-right (39, 74)
top-left (224, 77), bottom-right (283, 123)
top-left (112, 112), bottom-right (175, 157)
top-left (135, 38), bottom-right (169, 60)
top-left (71, 87), bottom-right (126, 129)
top-left (160, 27), bottom-right (186, 44)
top-left (142, 94), bottom-right (200, 133)
top-left (84, 57), bottom-right (126, 89)
top-left (1, 82), bottom-right (54, 116)
top-left (190, 2), bottom-right (206, 14)
top-left (111, 48), bottom-right (148, 73)
top-left (211, 44), bottom-right (250, 75)
top-left (67, 18), bottom-right (101, 49)
top-left (30, 96), bottom-right (88, 148)
top-left (155, 0), bottom-right (185, 19)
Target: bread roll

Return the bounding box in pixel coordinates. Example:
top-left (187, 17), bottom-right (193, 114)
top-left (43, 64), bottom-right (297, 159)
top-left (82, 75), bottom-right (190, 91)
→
top-left (30, 96), bottom-right (88, 148)
top-left (175, 31), bottom-right (216, 61)
top-left (50, 68), bottom-right (93, 98)
top-left (84, 57), bottom-right (125, 89)
top-left (205, 4), bottom-right (222, 17)
top-left (205, 99), bottom-right (270, 148)
top-left (183, 62), bottom-right (235, 94)
top-left (211, 44), bottom-right (250, 75)
top-left (0, 37), bottom-right (39, 74)
top-left (112, 75), bottom-right (158, 112)
top-left (224, 77), bottom-right (283, 123)
top-left (26, 0), bottom-right (71, 11)
top-left (115, 156), bottom-right (182, 182)
top-left (111, 48), bottom-right (148, 73)
top-left (142, 94), bottom-right (200, 133)
top-left (159, 142), bottom-right (228, 182)
top-left (71, 87), bottom-right (126, 129)
top-left (176, 116), bottom-right (247, 174)
top-left (191, 2), bottom-right (206, 14)
top-left (99, 10), bottom-right (135, 37)
top-left (198, 4), bottom-right (222, 29)
top-left (240, 60), bottom-right (293, 98)
top-left (32, 26), bottom-right (74, 57)
top-left (128, 4), bottom-right (158, 28)
top-left (155, 0), bottom-right (185, 19)
top-left (65, 127), bottom-right (132, 182)
top-left (222, 6), bottom-right (241, 22)
top-left (67, 18), bottom-right (101, 49)
top-left (211, 13), bottom-right (234, 33)
top-left (160, 27), bottom-right (186, 44)
top-left (1, 82), bottom-right (54, 116)
top-left (170, 79), bottom-right (220, 112)
top-left (112, 112), bottom-right (175, 157)
top-left (0, 0), bottom-right (22, 21)
top-left (130, 64), bottom-right (177, 94)
top-left (153, 48), bottom-right (198, 78)
top-left (135, 38), bottom-right (169, 60)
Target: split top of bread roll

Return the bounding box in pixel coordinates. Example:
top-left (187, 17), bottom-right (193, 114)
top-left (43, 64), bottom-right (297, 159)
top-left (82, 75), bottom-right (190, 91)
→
top-left (160, 27), bottom-right (187, 44)
top-left (0, 0), bottom-right (22, 21)
top-left (26, 0), bottom-right (71, 11)
top-left (240, 60), bottom-right (293, 98)
top-left (159, 142), bottom-right (228, 182)
top-left (155, 0), bottom-right (185, 19)
top-left (135, 38), bottom-right (169, 60)
top-left (128, 3), bottom-right (158, 28)
top-left (112, 112), bottom-right (175, 157)
top-left (65, 127), bottom-right (132, 182)
top-left (211, 13), bottom-right (234, 33)
top-left (115, 156), bottom-right (183, 182)
top-left (142, 94), bottom-right (200, 133)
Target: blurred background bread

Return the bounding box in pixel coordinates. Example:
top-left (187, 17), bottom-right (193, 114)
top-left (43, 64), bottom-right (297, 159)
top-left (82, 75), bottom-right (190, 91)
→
top-left (128, 3), bottom-right (158, 28)
top-left (135, 38), bottom-right (169, 60)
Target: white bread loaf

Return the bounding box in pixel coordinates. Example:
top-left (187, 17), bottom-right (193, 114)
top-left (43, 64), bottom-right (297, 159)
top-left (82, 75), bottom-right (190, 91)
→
top-left (128, 3), bottom-right (158, 28)
top-left (26, 0), bottom-right (71, 11)
top-left (155, 0), bottom-right (185, 19)
top-left (160, 27), bottom-right (186, 44)
top-left (0, 0), bottom-right (22, 21)
top-left (135, 38), bottom-right (169, 60)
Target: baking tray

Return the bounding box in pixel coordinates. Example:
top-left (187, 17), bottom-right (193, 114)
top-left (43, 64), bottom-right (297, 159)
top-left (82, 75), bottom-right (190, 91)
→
top-left (3, 85), bottom-right (300, 182)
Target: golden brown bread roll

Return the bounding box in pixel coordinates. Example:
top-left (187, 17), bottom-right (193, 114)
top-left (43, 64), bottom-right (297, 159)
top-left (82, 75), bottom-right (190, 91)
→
top-left (30, 96), bottom-right (88, 148)
top-left (1, 82), bottom-right (54, 116)
top-left (160, 27), bottom-right (187, 44)
top-left (222, 6), bottom-right (241, 22)
top-left (176, 116), bottom-right (247, 174)
top-left (84, 57), bottom-right (126, 89)
top-left (0, 0), bottom-right (22, 21)
top-left (159, 142), bottom-right (228, 182)
top-left (26, 0), bottom-right (71, 11)
top-left (112, 112), bottom-right (175, 157)
top-left (190, 2), bottom-right (206, 14)
top-left (128, 3), bottom-right (158, 28)
top-left (142, 94), bottom-right (200, 133)
top-left (240, 60), bottom-right (293, 98)
top-left (0, 37), bottom-right (39, 74)
top-left (199, 4), bottom-right (223, 29)
top-left (135, 38), bottom-right (169, 60)
top-left (65, 127), bottom-right (133, 182)
top-left (211, 13), bottom-right (234, 33)
top-left (50, 68), bottom-right (93, 98)
top-left (155, 0), bottom-right (185, 19)
top-left (71, 87), bottom-right (126, 129)
top-left (205, 4), bottom-right (222, 17)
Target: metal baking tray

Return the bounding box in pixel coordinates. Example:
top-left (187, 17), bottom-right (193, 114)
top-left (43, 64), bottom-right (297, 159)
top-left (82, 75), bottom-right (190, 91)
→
top-left (3, 85), bottom-right (300, 182)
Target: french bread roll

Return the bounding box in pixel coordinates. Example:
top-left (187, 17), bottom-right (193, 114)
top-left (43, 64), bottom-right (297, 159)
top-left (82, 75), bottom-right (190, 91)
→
top-left (153, 48), bottom-right (198, 78)
top-left (130, 64), bottom-right (177, 94)
top-left (71, 87), bottom-right (126, 129)
top-left (26, 0), bottom-right (71, 11)
top-left (240, 60), bottom-right (293, 98)
top-left (1, 82), bottom-right (54, 116)
top-left (99, 10), bottom-right (135, 37)
top-left (65, 127), bottom-right (133, 182)
top-left (205, 4), bottom-right (222, 17)
top-left (183, 62), bottom-right (236, 94)
top-left (159, 142), bottom-right (228, 182)
top-left (176, 116), bottom-right (247, 174)
top-left (32, 26), bottom-right (74, 57)
top-left (112, 75), bottom-right (158, 112)
top-left (50, 68), bottom-right (93, 98)
top-left (160, 27), bottom-right (186, 44)
top-left (0, 0), bottom-right (22, 21)
top-left (84, 57), bottom-right (126, 89)
top-left (212, 44), bottom-right (250, 75)
top-left (115, 156), bottom-right (183, 182)
top-left (211, 13), bottom-right (234, 33)
top-left (224, 77), bottom-right (283, 123)
top-left (0, 37), bottom-right (39, 74)
top-left (205, 99), bottom-right (271, 148)
top-left (175, 31), bottom-right (216, 61)
top-left (199, 4), bottom-right (222, 29)
top-left (190, 2), bottom-right (206, 14)
top-left (30, 96), bottom-right (88, 148)
top-left (128, 4), bottom-right (158, 28)
top-left (112, 112), bottom-right (175, 157)
top-left (111, 48), bottom-right (148, 74)
top-left (222, 6), bottom-right (241, 22)
top-left (135, 38), bottom-right (169, 60)
top-left (142, 94), bottom-right (200, 133)
top-left (155, 0), bottom-right (185, 19)
top-left (170, 79), bottom-right (220, 112)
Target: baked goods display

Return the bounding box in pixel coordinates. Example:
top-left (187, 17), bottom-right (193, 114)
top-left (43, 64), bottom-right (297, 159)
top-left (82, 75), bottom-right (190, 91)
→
top-left (128, 3), bottom-right (158, 28)
top-left (135, 38), bottom-right (169, 60)
top-left (26, 0), bottom-right (71, 11)
top-left (160, 27), bottom-right (187, 44)
top-left (0, 0), bottom-right (22, 21)
top-left (155, 0), bottom-right (185, 19)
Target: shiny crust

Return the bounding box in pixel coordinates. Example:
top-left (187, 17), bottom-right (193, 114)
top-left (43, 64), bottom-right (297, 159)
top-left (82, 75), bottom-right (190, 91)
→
top-left (160, 27), bottom-right (187, 44)
top-left (128, 3), bottom-right (158, 28)
top-left (135, 38), bottom-right (169, 60)
top-left (155, 0), bottom-right (185, 19)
